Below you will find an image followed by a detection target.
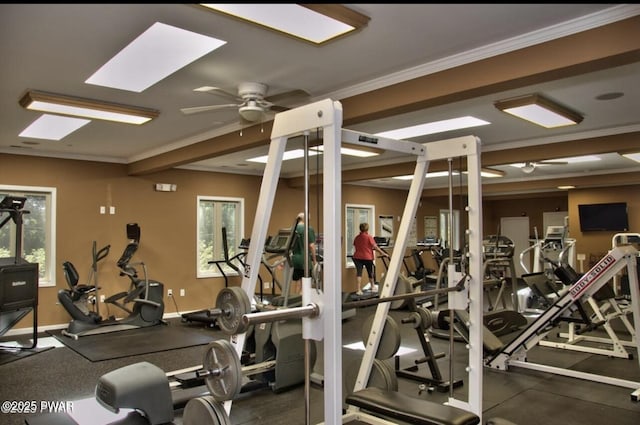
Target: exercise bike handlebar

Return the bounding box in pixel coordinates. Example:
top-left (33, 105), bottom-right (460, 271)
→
top-left (94, 244), bottom-right (110, 263)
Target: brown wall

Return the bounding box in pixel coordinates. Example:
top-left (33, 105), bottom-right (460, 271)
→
top-left (1, 154), bottom-right (407, 328)
top-left (1, 153), bottom-right (638, 330)
top-left (568, 185), bottom-right (640, 269)
top-left (482, 194), bottom-right (569, 238)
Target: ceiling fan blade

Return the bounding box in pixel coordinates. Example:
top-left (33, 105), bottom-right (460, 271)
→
top-left (265, 89), bottom-right (310, 105)
top-left (180, 104), bottom-right (239, 115)
top-left (538, 161), bottom-right (569, 165)
top-left (270, 105), bottom-right (290, 113)
top-left (193, 86), bottom-right (241, 102)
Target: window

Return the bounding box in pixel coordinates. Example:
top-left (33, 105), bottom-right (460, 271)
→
top-left (197, 196), bottom-right (244, 278)
top-left (0, 185), bottom-right (56, 287)
top-left (345, 204), bottom-right (374, 268)
top-left (439, 209), bottom-right (460, 251)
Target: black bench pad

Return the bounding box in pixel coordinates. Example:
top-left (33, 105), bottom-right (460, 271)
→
top-left (346, 387), bottom-right (480, 425)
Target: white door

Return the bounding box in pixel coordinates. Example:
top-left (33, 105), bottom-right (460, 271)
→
top-left (500, 216), bottom-right (530, 277)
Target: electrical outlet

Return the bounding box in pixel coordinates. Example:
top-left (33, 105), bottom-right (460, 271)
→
top-left (264, 281), bottom-right (270, 289)
top-left (167, 289), bottom-right (173, 297)
top-left (180, 289), bottom-right (185, 297)
top-left (100, 295), bottom-right (105, 303)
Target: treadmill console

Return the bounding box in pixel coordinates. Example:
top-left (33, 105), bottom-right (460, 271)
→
top-left (374, 236), bottom-right (391, 248)
top-left (482, 235), bottom-right (515, 258)
top-left (265, 228), bottom-right (296, 254)
top-left (239, 238), bottom-right (251, 250)
top-left (544, 226), bottom-right (565, 242)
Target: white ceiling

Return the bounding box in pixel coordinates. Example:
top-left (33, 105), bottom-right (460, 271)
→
top-left (1, 4), bottom-right (640, 193)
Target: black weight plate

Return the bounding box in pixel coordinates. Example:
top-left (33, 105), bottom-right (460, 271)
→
top-left (362, 314), bottom-right (401, 360)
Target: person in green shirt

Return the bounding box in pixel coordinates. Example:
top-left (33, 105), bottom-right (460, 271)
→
top-left (291, 212), bottom-right (317, 294)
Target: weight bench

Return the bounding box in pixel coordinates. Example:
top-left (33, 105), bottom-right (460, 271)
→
top-left (346, 387), bottom-right (480, 425)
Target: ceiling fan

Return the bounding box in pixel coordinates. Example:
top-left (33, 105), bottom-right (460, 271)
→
top-left (520, 159), bottom-right (568, 174)
top-left (180, 82), bottom-right (310, 124)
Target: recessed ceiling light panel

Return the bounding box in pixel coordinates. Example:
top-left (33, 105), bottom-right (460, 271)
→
top-left (85, 22), bottom-right (226, 92)
top-left (200, 4), bottom-right (369, 44)
top-left (495, 94), bottom-right (583, 128)
top-left (20, 90), bottom-right (159, 124)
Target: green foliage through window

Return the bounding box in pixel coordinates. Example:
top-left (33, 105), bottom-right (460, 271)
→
top-left (197, 196), bottom-right (244, 278)
top-left (0, 186), bottom-right (56, 286)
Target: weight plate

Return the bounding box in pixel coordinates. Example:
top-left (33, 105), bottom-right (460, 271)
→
top-left (405, 311), bottom-right (422, 329)
top-left (344, 357), bottom-right (397, 397)
top-left (202, 339), bottom-right (243, 402)
top-left (417, 307), bottom-right (434, 329)
top-left (391, 275), bottom-right (411, 310)
top-left (210, 396), bottom-right (232, 425)
top-left (216, 286), bottom-right (251, 335)
top-left (371, 359), bottom-right (391, 390)
top-left (362, 314), bottom-right (401, 360)
top-left (183, 396), bottom-right (223, 425)
top-left (377, 358), bottom-right (398, 391)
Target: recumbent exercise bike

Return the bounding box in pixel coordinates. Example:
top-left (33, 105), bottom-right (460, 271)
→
top-left (58, 223), bottom-right (165, 339)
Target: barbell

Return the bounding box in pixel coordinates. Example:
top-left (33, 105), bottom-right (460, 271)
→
top-left (215, 273), bottom-right (467, 336)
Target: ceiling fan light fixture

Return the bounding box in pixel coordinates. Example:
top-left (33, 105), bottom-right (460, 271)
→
top-left (522, 162), bottom-right (536, 174)
top-left (238, 103), bottom-right (264, 122)
top-left (494, 94), bottom-right (583, 128)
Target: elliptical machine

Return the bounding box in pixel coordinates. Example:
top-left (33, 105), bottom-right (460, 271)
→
top-left (59, 223), bottom-right (165, 339)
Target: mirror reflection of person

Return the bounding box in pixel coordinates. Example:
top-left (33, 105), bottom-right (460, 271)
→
top-left (291, 212), bottom-right (317, 294)
top-left (352, 222), bottom-right (388, 295)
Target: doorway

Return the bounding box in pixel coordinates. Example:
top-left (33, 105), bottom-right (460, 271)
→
top-left (499, 216), bottom-right (530, 277)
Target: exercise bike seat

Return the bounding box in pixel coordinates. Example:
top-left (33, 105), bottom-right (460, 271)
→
top-left (62, 261), bottom-right (98, 299)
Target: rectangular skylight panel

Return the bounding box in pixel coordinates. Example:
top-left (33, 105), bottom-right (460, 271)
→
top-left (555, 155), bottom-right (601, 163)
top-left (201, 4), bottom-right (354, 44)
top-left (19, 114), bottom-right (90, 141)
top-left (393, 171), bottom-right (460, 180)
top-left (86, 22), bottom-right (226, 93)
top-left (376, 116), bottom-right (490, 140)
top-left (247, 149), bottom-right (320, 163)
top-left (312, 145), bottom-right (380, 158)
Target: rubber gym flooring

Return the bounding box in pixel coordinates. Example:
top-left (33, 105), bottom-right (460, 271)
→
top-left (1, 300), bottom-right (639, 425)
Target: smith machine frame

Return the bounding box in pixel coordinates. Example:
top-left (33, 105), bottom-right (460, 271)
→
top-left (228, 99), bottom-right (485, 423)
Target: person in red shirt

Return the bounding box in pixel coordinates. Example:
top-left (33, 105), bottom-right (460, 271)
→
top-left (352, 222), bottom-right (389, 295)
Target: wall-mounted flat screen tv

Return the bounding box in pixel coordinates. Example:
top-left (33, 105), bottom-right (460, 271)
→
top-left (578, 202), bottom-right (629, 232)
